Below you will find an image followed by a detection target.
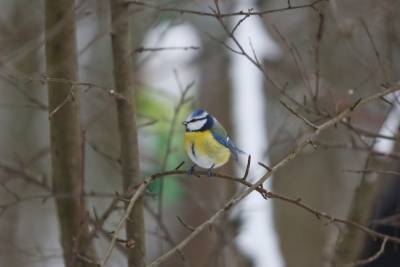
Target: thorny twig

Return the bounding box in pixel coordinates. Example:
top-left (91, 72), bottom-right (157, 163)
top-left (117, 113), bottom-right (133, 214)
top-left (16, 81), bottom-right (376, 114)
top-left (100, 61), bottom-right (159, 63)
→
top-left (100, 177), bottom-right (151, 266)
top-left (345, 237), bottom-right (389, 266)
top-left (242, 155), bottom-right (251, 180)
top-left (13, 74), bottom-right (131, 104)
top-left (176, 216), bottom-right (196, 232)
top-left (280, 100), bottom-right (319, 129)
top-left (126, 0), bottom-right (327, 18)
top-left (48, 90), bottom-right (75, 119)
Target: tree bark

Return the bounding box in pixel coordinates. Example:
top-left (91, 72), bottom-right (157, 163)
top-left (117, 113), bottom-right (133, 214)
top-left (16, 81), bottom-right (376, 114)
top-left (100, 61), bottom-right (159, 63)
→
top-left (110, 0), bottom-right (146, 266)
top-left (44, 0), bottom-right (96, 266)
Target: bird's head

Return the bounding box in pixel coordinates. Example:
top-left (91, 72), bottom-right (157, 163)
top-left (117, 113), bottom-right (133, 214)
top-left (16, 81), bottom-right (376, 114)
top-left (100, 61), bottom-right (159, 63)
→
top-left (183, 109), bottom-right (213, 132)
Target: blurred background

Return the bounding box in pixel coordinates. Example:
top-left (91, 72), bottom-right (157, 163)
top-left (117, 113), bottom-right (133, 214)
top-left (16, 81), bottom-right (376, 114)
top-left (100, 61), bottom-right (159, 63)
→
top-left (0, 0), bottom-right (399, 266)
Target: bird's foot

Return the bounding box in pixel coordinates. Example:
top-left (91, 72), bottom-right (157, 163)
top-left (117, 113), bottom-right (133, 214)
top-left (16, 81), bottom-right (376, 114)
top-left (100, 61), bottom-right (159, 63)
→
top-left (207, 164), bottom-right (215, 177)
top-left (187, 164), bottom-right (196, 176)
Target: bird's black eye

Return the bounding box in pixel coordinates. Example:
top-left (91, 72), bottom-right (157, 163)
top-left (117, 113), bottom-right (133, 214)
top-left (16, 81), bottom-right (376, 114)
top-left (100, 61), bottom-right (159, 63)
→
top-left (187, 116), bottom-right (208, 123)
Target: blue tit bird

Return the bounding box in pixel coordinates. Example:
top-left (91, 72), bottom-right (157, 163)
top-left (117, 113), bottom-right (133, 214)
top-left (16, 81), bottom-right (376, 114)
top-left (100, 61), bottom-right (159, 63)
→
top-left (183, 109), bottom-right (245, 175)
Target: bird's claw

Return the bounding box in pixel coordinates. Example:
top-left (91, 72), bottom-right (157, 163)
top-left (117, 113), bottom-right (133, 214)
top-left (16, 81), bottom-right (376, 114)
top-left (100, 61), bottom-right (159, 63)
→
top-left (187, 164), bottom-right (196, 176)
top-left (207, 164), bottom-right (215, 177)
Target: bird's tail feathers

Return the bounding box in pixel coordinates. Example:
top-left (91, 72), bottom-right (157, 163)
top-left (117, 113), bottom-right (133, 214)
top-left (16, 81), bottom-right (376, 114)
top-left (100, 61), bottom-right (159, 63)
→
top-left (228, 143), bottom-right (248, 162)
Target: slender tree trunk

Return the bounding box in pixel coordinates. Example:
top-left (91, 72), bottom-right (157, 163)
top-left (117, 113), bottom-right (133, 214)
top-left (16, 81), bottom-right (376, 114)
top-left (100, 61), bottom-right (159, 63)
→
top-left (0, 2), bottom-right (43, 266)
top-left (44, 1), bottom-right (96, 266)
top-left (110, 1), bottom-right (146, 266)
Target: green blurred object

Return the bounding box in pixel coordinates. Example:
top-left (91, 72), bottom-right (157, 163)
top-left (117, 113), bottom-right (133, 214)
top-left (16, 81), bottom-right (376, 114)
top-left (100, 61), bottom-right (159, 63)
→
top-left (137, 86), bottom-right (192, 205)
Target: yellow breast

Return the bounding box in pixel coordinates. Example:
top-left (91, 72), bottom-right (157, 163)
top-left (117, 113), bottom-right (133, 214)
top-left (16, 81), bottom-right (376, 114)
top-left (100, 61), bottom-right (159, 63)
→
top-left (184, 130), bottom-right (230, 168)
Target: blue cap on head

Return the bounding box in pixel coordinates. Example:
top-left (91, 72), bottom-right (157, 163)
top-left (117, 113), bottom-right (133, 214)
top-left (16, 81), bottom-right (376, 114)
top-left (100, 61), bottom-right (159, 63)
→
top-left (192, 109), bottom-right (205, 117)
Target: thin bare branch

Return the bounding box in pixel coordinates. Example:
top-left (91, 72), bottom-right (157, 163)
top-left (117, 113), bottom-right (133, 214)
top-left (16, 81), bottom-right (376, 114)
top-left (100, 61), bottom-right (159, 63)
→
top-left (133, 46), bottom-right (200, 53)
top-left (242, 155), bottom-right (251, 180)
top-left (176, 216), bottom-right (196, 232)
top-left (125, 0), bottom-right (327, 18)
top-left (345, 237), bottom-right (388, 266)
top-left (100, 177), bottom-right (151, 266)
top-left (280, 100), bottom-right (319, 129)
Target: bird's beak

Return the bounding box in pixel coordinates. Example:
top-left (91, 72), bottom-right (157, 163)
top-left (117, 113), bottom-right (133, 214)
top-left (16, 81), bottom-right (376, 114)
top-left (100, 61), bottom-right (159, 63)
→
top-left (182, 121), bottom-right (187, 126)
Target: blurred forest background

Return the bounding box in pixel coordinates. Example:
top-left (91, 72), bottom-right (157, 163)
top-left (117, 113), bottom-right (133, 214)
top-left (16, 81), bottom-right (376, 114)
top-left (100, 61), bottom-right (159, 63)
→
top-left (0, 0), bottom-right (399, 267)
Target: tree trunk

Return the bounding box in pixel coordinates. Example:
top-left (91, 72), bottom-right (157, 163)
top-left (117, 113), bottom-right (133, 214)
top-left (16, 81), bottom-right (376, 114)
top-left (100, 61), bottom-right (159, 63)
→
top-left (44, 0), bottom-right (96, 266)
top-left (110, 1), bottom-right (146, 266)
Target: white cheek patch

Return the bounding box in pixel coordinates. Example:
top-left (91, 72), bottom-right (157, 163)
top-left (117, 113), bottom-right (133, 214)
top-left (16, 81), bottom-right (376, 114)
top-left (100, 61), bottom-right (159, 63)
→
top-left (192, 112), bottom-right (208, 120)
top-left (187, 119), bottom-right (206, 131)
top-left (185, 111), bottom-right (209, 122)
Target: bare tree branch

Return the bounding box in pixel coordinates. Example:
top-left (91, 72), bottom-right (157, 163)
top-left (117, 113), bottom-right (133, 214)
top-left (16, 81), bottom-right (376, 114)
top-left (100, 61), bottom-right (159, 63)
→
top-left (125, 0), bottom-right (327, 18)
top-left (345, 237), bottom-right (388, 266)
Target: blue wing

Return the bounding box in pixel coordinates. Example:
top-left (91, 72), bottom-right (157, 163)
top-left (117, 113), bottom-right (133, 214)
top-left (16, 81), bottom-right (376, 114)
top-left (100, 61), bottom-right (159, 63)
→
top-left (211, 131), bottom-right (246, 161)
